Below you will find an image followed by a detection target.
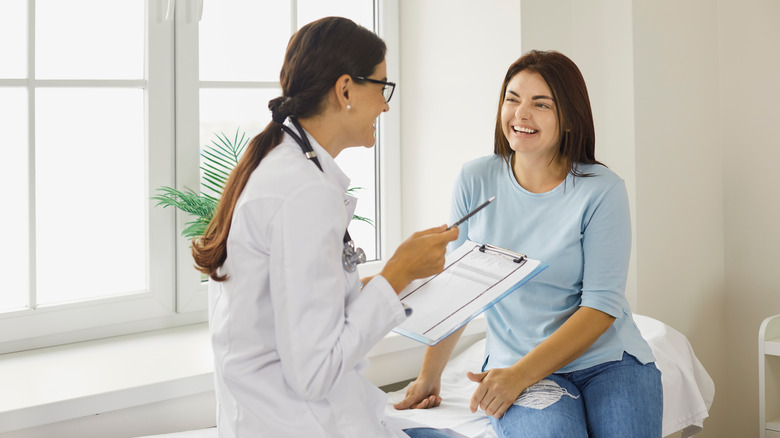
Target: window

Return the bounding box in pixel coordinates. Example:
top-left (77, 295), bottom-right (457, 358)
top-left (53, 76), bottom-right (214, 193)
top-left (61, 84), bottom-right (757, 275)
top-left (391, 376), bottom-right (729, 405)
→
top-left (0, 0), bottom-right (400, 353)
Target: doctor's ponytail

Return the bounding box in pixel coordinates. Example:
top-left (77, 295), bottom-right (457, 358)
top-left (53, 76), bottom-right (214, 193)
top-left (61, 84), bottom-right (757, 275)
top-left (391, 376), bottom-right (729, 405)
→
top-left (192, 16), bottom-right (387, 281)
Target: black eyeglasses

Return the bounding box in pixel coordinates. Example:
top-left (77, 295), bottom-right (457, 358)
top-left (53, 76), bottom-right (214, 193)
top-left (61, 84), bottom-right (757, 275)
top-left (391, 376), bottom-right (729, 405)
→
top-left (353, 76), bottom-right (396, 103)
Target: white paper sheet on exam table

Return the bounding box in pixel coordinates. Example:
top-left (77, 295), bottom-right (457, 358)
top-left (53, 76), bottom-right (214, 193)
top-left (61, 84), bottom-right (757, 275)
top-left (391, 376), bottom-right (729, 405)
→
top-left (392, 240), bottom-right (547, 345)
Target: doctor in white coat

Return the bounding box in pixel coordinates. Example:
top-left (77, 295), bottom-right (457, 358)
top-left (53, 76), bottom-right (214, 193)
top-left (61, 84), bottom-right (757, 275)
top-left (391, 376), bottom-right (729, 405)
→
top-left (191, 17), bottom-right (459, 438)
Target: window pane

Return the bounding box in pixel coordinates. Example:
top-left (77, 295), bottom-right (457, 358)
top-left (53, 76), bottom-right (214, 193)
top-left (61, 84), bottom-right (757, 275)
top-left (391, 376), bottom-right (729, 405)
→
top-left (199, 1), bottom-right (291, 82)
top-left (0, 0), bottom-right (27, 78)
top-left (36, 0), bottom-right (143, 79)
top-left (199, 88), bottom-right (279, 144)
top-left (35, 88), bottom-right (146, 304)
top-left (296, 0), bottom-right (374, 30)
top-left (0, 88), bottom-right (29, 311)
top-left (337, 147), bottom-right (378, 260)
top-left (199, 88), bottom-right (279, 195)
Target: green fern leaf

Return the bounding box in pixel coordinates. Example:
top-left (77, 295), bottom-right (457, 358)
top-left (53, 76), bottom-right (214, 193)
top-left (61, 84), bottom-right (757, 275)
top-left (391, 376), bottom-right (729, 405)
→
top-left (153, 128), bottom-right (373, 240)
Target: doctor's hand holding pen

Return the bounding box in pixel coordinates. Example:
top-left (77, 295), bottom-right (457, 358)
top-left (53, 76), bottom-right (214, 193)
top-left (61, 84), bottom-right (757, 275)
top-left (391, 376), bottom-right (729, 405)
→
top-left (378, 224), bottom-right (459, 295)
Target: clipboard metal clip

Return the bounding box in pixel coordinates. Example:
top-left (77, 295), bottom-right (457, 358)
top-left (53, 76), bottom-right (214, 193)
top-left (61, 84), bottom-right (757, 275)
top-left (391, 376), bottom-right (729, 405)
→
top-left (478, 244), bottom-right (527, 264)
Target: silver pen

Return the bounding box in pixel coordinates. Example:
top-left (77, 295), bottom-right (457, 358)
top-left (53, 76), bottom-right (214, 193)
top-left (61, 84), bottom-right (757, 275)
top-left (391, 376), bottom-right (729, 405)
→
top-left (447, 196), bottom-right (496, 230)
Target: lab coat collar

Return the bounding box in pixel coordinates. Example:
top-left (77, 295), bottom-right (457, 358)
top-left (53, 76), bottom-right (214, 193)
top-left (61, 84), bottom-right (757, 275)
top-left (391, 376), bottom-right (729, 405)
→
top-left (285, 123), bottom-right (358, 221)
top-left (289, 122), bottom-right (351, 193)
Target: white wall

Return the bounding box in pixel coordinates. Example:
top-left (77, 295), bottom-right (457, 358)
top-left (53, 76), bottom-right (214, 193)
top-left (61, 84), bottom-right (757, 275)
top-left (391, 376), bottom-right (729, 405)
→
top-left (399, 0), bottom-right (522, 232)
top-left (718, 0), bottom-right (780, 436)
top-left (630, 1), bottom-right (726, 436)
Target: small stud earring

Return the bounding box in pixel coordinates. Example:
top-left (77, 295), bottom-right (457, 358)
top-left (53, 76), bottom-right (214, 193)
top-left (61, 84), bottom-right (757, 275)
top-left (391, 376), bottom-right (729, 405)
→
top-left (346, 105), bottom-right (351, 110)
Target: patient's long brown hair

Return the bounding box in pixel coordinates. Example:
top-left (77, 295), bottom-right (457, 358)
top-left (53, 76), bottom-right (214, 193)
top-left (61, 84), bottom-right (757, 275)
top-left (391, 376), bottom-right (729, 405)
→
top-left (191, 17), bottom-right (386, 281)
top-left (493, 50), bottom-right (602, 176)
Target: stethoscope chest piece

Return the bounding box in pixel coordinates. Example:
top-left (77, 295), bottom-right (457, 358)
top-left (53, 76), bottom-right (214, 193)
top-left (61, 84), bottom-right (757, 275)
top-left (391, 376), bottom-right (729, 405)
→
top-left (342, 240), bottom-right (366, 272)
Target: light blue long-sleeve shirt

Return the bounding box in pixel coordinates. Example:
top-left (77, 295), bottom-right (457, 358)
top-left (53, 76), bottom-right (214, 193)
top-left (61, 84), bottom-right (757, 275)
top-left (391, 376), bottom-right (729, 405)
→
top-left (449, 155), bottom-right (654, 373)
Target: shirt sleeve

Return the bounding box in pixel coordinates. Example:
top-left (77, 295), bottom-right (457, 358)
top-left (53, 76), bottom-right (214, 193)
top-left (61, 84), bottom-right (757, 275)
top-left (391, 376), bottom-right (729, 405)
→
top-left (579, 179), bottom-right (631, 318)
top-left (267, 180), bottom-right (406, 401)
top-left (447, 165), bottom-right (471, 255)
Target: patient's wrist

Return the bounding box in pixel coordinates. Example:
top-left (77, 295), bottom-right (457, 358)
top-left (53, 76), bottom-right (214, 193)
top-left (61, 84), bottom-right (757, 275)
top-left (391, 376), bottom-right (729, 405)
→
top-left (418, 362), bottom-right (446, 381)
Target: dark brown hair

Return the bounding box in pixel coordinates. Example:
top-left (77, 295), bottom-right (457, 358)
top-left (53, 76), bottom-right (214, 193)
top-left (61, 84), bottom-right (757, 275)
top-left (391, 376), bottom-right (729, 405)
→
top-left (493, 50), bottom-right (601, 175)
top-left (192, 17), bottom-right (387, 281)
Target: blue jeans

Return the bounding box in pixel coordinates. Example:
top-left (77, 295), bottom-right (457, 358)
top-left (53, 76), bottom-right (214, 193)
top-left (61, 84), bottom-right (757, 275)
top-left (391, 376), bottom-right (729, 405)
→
top-left (488, 353), bottom-right (662, 438)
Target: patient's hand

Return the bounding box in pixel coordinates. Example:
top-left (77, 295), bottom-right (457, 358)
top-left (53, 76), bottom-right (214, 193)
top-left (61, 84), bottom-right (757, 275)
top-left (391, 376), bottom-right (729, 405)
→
top-left (467, 367), bottom-right (526, 419)
top-left (393, 378), bottom-right (442, 410)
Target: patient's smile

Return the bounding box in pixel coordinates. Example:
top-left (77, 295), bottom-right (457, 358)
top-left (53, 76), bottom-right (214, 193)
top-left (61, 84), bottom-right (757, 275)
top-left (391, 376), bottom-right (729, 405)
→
top-left (513, 125), bottom-right (538, 134)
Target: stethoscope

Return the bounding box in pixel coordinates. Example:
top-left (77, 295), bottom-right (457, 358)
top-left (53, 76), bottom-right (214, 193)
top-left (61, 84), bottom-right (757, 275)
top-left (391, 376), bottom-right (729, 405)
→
top-left (279, 117), bottom-right (367, 273)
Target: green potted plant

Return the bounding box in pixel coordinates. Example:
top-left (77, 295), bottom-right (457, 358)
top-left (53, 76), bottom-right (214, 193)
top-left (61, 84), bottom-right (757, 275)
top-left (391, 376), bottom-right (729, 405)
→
top-left (153, 129), bottom-right (373, 240)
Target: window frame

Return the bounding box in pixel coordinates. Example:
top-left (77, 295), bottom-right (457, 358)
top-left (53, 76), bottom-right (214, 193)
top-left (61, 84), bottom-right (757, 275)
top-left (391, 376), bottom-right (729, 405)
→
top-left (0, 0), bottom-right (185, 355)
top-left (0, 0), bottom-right (401, 354)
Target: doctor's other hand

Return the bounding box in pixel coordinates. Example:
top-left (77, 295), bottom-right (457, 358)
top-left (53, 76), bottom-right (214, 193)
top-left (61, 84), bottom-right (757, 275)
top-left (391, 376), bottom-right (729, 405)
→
top-left (380, 225), bottom-right (458, 294)
top-left (393, 377), bottom-right (442, 410)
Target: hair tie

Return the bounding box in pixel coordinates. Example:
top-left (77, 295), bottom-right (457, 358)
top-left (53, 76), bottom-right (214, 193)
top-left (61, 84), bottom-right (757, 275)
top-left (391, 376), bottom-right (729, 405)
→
top-left (268, 96), bottom-right (294, 124)
top-left (271, 109), bottom-right (287, 124)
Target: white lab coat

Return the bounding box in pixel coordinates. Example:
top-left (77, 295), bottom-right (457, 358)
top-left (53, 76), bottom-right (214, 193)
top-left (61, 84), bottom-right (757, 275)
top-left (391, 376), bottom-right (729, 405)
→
top-left (208, 127), bottom-right (409, 437)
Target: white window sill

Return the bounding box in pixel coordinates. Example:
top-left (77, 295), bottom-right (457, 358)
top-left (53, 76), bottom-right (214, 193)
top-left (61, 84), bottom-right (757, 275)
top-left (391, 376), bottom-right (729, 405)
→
top-left (0, 317), bottom-right (486, 434)
top-left (0, 324), bottom-right (214, 434)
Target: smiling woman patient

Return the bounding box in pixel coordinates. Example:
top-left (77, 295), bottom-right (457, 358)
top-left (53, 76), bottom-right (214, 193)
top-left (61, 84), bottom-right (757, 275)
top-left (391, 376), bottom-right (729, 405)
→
top-left (190, 16), bottom-right (458, 438)
top-left (395, 50), bottom-right (664, 438)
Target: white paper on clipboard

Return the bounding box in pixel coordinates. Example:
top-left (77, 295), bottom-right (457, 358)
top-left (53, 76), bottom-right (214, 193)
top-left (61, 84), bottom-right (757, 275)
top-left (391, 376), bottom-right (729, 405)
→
top-left (392, 240), bottom-right (547, 345)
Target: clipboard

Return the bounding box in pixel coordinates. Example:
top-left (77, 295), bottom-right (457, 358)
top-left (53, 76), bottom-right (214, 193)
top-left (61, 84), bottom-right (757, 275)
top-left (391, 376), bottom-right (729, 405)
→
top-left (392, 240), bottom-right (548, 346)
